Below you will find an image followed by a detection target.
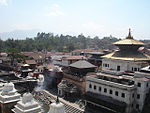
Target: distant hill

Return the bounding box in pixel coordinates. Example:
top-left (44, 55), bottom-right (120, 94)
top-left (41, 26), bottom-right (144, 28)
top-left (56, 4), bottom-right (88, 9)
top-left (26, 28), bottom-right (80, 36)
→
top-left (0, 32), bottom-right (150, 52)
top-left (0, 29), bottom-right (41, 40)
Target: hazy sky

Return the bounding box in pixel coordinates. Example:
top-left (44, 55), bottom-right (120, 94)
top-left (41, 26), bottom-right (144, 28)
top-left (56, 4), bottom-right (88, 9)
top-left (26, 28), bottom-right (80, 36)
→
top-left (0, 0), bottom-right (150, 39)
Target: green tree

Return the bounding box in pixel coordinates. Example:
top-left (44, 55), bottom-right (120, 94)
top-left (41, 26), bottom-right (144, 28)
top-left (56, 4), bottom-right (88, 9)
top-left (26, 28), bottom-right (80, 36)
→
top-left (7, 48), bottom-right (20, 66)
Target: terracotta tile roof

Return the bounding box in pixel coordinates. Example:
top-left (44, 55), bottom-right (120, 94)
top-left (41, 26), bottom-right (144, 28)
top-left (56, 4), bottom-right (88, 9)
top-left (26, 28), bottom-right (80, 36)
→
top-left (72, 49), bottom-right (95, 53)
top-left (63, 56), bottom-right (87, 60)
top-left (21, 52), bottom-right (45, 60)
top-left (55, 52), bottom-right (64, 55)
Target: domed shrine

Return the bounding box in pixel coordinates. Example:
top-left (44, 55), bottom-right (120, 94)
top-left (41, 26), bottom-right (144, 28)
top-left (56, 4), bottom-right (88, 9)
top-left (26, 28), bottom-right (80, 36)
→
top-left (12, 93), bottom-right (42, 113)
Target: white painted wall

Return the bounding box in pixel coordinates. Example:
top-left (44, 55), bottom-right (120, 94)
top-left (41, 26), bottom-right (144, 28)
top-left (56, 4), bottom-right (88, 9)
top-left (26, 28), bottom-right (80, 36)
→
top-left (86, 76), bottom-right (136, 113)
top-left (102, 59), bottom-right (143, 72)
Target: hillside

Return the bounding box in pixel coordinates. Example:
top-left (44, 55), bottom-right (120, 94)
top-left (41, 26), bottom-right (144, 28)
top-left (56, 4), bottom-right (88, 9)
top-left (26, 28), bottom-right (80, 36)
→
top-left (0, 32), bottom-right (150, 52)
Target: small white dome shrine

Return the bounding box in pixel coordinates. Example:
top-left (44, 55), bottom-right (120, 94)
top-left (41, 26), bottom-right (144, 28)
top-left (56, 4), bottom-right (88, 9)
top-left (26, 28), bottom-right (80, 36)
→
top-left (48, 97), bottom-right (65, 113)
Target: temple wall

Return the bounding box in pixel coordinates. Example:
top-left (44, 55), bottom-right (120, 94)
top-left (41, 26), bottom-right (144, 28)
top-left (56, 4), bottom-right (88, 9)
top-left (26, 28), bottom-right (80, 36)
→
top-left (86, 76), bottom-right (136, 113)
top-left (102, 59), bottom-right (147, 72)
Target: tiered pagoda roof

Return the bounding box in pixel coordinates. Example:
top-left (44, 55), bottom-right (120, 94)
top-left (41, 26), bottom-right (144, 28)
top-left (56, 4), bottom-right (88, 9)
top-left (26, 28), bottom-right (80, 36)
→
top-left (114, 29), bottom-right (145, 45)
top-left (102, 29), bottom-right (150, 61)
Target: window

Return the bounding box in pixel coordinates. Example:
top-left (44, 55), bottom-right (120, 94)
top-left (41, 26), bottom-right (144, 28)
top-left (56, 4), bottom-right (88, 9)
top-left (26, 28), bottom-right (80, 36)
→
top-left (132, 104), bottom-right (134, 107)
top-left (58, 90), bottom-right (61, 95)
top-left (134, 68), bottom-right (137, 71)
top-left (132, 93), bottom-right (134, 98)
top-left (99, 87), bottom-right (101, 91)
top-left (147, 83), bottom-right (149, 87)
top-left (117, 66), bottom-right (120, 71)
top-left (105, 64), bottom-right (107, 67)
top-left (137, 94), bottom-right (140, 99)
top-left (121, 93), bottom-right (125, 98)
top-left (108, 64), bottom-right (109, 67)
top-left (136, 104), bottom-right (139, 109)
top-left (137, 82), bottom-right (141, 87)
top-left (132, 67), bottom-right (134, 71)
top-left (115, 91), bottom-right (118, 96)
top-left (104, 88), bottom-right (107, 93)
top-left (109, 90), bottom-right (113, 94)
top-left (89, 84), bottom-right (92, 88)
top-left (94, 85), bottom-right (97, 90)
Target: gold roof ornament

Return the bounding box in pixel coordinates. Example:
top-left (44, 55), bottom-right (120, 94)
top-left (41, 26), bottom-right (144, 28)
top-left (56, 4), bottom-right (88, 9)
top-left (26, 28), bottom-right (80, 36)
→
top-left (126, 28), bottom-right (133, 39)
top-left (102, 29), bottom-right (149, 61)
top-left (102, 52), bottom-right (150, 61)
top-left (113, 29), bottom-right (145, 45)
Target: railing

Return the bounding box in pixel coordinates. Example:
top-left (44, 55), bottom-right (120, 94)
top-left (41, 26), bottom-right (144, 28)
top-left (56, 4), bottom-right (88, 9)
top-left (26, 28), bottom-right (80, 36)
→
top-left (102, 69), bottom-right (124, 76)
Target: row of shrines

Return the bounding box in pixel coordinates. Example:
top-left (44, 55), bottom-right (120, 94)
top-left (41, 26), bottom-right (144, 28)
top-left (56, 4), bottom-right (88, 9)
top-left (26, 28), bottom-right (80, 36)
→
top-left (0, 82), bottom-right (65, 113)
top-left (58, 29), bottom-right (150, 113)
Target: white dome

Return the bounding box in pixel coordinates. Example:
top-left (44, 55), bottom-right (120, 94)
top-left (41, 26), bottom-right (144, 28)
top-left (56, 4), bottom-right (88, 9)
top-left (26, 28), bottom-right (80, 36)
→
top-left (22, 93), bottom-right (33, 104)
top-left (1, 82), bottom-right (16, 95)
top-left (49, 98), bottom-right (65, 113)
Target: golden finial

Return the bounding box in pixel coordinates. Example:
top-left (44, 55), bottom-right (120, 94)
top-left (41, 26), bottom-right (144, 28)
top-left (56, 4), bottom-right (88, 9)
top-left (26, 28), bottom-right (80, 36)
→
top-left (126, 28), bottom-right (133, 39)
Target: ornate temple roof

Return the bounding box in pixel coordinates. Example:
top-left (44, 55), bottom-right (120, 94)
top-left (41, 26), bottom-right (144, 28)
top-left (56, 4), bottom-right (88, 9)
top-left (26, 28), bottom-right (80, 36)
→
top-left (102, 52), bottom-right (150, 61)
top-left (113, 29), bottom-right (145, 45)
top-left (114, 39), bottom-right (145, 45)
top-left (102, 29), bottom-right (150, 61)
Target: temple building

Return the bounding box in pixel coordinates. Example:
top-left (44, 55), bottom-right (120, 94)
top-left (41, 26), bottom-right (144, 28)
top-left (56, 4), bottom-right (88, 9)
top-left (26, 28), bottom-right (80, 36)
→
top-left (102, 29), bottom-right (149, 73)
top-left (0, 82), bottom-right (21, 113)
top-left (85, 29), bottom-right (150, 113)
top-left (59, 60), bottom-right (96, 97)
top-left (12, 93), bottom-right (42, 113)
top-left (87, 51), bottom-right (104, 67)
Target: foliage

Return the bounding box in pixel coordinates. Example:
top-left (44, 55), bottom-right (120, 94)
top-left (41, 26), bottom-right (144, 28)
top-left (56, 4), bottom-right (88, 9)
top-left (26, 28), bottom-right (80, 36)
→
top-left (1, 32), bottom-right (150, 53)
top-left (7, 48), bottom-right (22, 65)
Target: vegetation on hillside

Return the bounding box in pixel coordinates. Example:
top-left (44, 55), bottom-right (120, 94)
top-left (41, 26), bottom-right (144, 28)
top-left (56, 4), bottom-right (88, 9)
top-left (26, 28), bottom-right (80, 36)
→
top-left (0, 32), bottom-right (150, 52)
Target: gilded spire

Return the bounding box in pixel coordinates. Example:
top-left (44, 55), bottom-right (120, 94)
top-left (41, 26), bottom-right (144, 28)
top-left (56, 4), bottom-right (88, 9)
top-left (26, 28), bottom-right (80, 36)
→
top-left (56, 96), bottom-right (59, 104)
top-left (126, 28), bottom-right (133, 39)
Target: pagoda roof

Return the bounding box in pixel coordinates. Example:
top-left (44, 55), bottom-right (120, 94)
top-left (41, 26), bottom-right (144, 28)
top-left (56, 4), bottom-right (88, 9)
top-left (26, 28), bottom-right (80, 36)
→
top-left (69, 60), bottom-right (96, 69)
top-left (114, 29), bottom-right (145, 45)
top-left (102, 52), bottom-right (150, 61)
top-left (113, 39), bottom-right (145, 45)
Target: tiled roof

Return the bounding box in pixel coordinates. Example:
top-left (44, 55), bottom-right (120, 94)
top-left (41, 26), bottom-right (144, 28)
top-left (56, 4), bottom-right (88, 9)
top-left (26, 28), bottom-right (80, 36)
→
top-left (69, 60), bottom-right (96, 69)
top-left (72, 49), bottom-right (104, 53)
top-left (63, 56), bottom-right (87, 60)
top-left (21, 52), bottom-right (45, 60)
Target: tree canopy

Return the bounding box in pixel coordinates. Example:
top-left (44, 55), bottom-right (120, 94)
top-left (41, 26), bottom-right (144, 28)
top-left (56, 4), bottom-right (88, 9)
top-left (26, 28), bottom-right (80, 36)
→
top-left (0, 32), bottom-right (149, 52)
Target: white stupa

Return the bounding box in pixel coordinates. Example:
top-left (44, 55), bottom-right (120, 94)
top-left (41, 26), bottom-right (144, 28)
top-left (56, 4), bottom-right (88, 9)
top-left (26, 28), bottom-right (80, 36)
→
top-left (0, 82), bottom-right (21, 113)
top-left (12, 93), bottom-right (42, 113)
top-left (48, 97), bottom-right (65, 113)
top-left (0, 82), bottom-right (21, 103)
top-left (0, 82), bottom-right (4, 92)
